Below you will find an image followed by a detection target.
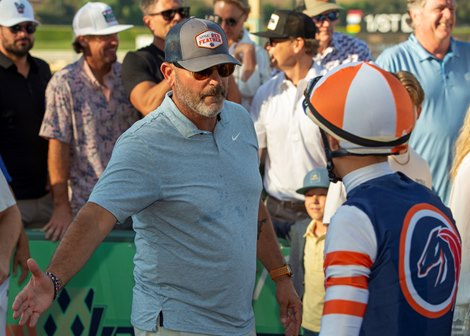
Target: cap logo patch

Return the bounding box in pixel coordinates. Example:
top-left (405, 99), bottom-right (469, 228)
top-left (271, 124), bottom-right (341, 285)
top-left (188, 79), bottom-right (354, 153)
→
top-left (267, 14), bottom-right (280, 31)
top-left (15, 2), bottom-right (25, 14)
top-left (310, 173), bottom-right (320, 182)
top-left (102, 8), bottom-right (117, 24)
top-left (195, 30), bottom-right (223, 49)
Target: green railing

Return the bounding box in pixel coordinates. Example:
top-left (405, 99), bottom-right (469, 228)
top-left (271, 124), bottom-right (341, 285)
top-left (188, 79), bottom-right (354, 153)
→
top-left (7, 230), bottom-right (289, 335)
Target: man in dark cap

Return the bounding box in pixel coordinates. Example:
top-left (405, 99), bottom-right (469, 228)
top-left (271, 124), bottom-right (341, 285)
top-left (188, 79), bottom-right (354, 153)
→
top-left (13, 17), bottom-right (302, 336)
top-left (250, 10), bottom-right (325, 297)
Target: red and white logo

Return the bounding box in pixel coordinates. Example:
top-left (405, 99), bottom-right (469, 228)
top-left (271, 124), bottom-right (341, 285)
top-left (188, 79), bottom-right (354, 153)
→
top-left (195, 30), bottom-right (223, 49)
top-left (399, 203), bottom-right (461, 318)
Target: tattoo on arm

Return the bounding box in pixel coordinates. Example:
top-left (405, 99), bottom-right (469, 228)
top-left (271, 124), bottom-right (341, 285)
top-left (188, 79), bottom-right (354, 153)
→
top-left (257, 217), bottom-right (267, 240)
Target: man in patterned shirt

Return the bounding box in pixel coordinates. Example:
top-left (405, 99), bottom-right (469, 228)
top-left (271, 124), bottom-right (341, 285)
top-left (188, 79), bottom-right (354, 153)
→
top-left (303, 0), bottom-right (372, 72)
top-left (39, 3), bottom-right (140, 240)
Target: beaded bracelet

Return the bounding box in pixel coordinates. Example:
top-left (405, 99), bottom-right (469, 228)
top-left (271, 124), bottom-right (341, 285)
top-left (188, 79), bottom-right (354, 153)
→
top-left (45, 272), bottom-right (63, 300)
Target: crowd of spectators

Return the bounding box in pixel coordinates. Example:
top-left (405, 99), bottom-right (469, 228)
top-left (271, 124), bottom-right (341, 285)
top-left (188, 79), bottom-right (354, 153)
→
top-left (1, 0), bottom-right (470, 335)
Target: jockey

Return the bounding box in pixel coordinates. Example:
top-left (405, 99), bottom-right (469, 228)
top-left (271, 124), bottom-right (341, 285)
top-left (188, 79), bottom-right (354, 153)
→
top-left (303, 62), bottom-right (461, 336)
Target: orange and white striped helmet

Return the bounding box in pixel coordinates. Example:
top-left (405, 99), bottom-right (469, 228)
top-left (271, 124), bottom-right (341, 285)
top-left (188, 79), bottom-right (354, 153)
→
top-left (303, 62), bottom-right (415, 155)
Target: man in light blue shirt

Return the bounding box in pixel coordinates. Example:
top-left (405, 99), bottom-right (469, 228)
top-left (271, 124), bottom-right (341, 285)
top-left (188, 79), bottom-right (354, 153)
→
top-left (12, 18), bottom-right (302, 336)
top-left (376, 0), bottom-right (470, 204)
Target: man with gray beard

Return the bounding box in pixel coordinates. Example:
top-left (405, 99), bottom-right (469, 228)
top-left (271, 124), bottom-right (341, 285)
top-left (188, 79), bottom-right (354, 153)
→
top-left (13, 18), bottom-right (302, 336)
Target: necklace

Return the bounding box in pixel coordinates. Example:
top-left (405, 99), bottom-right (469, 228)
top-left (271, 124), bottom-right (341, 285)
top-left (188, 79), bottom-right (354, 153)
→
top-left (391, 151), bottom-right (411, 165)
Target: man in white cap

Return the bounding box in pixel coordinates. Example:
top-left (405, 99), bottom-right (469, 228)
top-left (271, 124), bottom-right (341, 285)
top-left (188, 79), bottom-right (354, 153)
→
top-left (303, 0), bottom-right (372, 72)
top-left (13, 17), bottom-right (302, 336)
top-left (0, 0), bottom-right (52, 231)
top-left (39, 2), bottom-right (140, 240)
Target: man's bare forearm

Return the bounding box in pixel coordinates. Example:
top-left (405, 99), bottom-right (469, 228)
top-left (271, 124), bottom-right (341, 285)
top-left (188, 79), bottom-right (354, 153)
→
top-left (48, 139), bottom-right (70, 206)
top-left (256, 198), bottom-right (285, 271)
top-left (46, 203), bottom-right (116, 285)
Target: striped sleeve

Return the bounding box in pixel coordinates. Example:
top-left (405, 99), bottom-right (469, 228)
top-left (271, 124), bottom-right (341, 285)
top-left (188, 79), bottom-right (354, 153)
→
top-left (320, 205), bottom-right (377, 336)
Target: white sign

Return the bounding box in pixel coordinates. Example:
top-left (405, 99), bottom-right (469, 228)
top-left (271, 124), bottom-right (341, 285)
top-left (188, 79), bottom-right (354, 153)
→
top-left (364, 13), bottom-right (413, 33)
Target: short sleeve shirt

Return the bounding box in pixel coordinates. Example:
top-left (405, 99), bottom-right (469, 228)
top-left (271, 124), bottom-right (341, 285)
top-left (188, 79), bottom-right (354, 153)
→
top-left (40, 57), bottom-right (140, 214)
top-left (89, 94), bottom-right (262, 335)
top-left (0, 172), bottom-right (15, 211)
top-left (121, 44), bottom-right (165, 98)
top-left (0, 52), bottom-right (51, 199)
top-left (377, 35), bottom-right (470, 204)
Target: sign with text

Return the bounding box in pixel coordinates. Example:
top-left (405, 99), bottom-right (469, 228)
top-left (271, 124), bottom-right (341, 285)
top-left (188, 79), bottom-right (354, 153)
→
top-left (364, 13), bottom-right (413, 33)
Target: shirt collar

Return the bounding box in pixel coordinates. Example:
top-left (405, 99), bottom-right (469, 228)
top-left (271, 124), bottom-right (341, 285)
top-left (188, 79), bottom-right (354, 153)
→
top-left (81, 57), bottom-right (117, 89)
top-left (279, 62), bottom-right (321, 92)
top-left (304, 220), bottom-right (327, 239)
top-left (342, 162), bottom-right (393, 194)
top-left (409, 34), bottom-right (457, 61)
top-left (0, 52), bottom-right (38, 72)
top-left (160, 92), bottom-right (229, 138)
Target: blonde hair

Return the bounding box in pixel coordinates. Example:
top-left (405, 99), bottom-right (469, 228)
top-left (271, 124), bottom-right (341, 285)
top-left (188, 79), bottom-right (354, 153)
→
top-left (450, 106), bottom-right (470, 180)
top-left (407, 0), bottom-right (426, 11)
top-left (213, 0), bottom-right (250, 13)
top-left (393, 70), bottom-right (424, 108)
top-left (406, 0), bottom-right (426, 28)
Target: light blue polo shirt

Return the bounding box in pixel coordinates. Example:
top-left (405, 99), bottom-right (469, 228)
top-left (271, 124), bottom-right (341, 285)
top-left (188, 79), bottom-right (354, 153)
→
top-left (89, 93), bottom-right (262, 335)
top-left (377, 34), bottom-right (470, 204)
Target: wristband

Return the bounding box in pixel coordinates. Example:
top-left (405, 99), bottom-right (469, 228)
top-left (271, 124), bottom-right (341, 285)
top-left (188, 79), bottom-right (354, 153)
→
top-left (46, 272), bottom-right (63, 300)
top-left (269, 264), bottom-right (293, 281)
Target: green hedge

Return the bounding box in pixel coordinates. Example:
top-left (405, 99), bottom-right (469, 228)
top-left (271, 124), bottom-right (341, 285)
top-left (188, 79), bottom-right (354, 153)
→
top-left (33, 24), bottom-right (470, 50)
top-left (34, 25), bottom-right (150, 50)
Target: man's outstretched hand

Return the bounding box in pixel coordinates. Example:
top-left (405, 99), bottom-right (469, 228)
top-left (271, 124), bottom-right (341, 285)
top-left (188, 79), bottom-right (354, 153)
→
top-left (12, 258), bottom-right (55, 327)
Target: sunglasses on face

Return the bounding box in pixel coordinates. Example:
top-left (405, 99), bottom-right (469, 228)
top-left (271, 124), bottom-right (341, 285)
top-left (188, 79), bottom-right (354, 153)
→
top-left (206, 13), bottom-right (244, 27)
top-left (9, 23), bottom-right (37, 34)
top-left (174, 62), bottom-right (235, 81)
top-left (313, 11), bottom-right (339, 23)
top-left (148, 7), bottom-right (190, 21)
top-left (267, 37), bottom-right (292, 47)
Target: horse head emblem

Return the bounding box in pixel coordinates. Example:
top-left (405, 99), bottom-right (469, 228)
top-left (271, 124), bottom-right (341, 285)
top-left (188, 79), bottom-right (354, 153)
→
top-left (417, 227), bottom-right (461, 287)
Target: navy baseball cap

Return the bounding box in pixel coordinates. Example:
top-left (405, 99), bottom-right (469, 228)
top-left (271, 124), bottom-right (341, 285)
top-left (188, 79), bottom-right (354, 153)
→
top-left (252, 10), bottom-right (317, 39)
top-left (296, 167), bottom-right (330, 195)
top-left (164, 17), bottom-right (240, 72)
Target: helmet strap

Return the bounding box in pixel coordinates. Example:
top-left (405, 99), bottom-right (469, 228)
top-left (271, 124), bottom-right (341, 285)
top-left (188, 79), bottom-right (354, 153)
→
top-left (320, 129), bottom-right (342, 183)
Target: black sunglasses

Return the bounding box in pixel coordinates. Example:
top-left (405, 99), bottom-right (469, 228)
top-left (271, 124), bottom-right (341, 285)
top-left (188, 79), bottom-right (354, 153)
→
top-left (174, 62), bottom-right (235, 81)
top-left (267, 37), bottom-right (292, 47)
top-left (313, 11), bottom-right (339, 23)
top-left (9, 23), bottom-right (37, 35)
top-left (148, 7), bottom-right (190, 21)
top-left (206, 13), bottom-right (244, 27)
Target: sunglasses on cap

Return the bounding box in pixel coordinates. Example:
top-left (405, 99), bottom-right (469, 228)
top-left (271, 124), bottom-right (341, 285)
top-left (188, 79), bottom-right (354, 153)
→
top-left (206, 13), bottom-right (244, 27)
top-left (313, 11), bottom-right (339, 23)
top-left (174, 62), bottom-right (235, 81)
top-left (9, 23), bottom-right (37, 35)
top-left (148, 7), bottom-right (190, 21)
